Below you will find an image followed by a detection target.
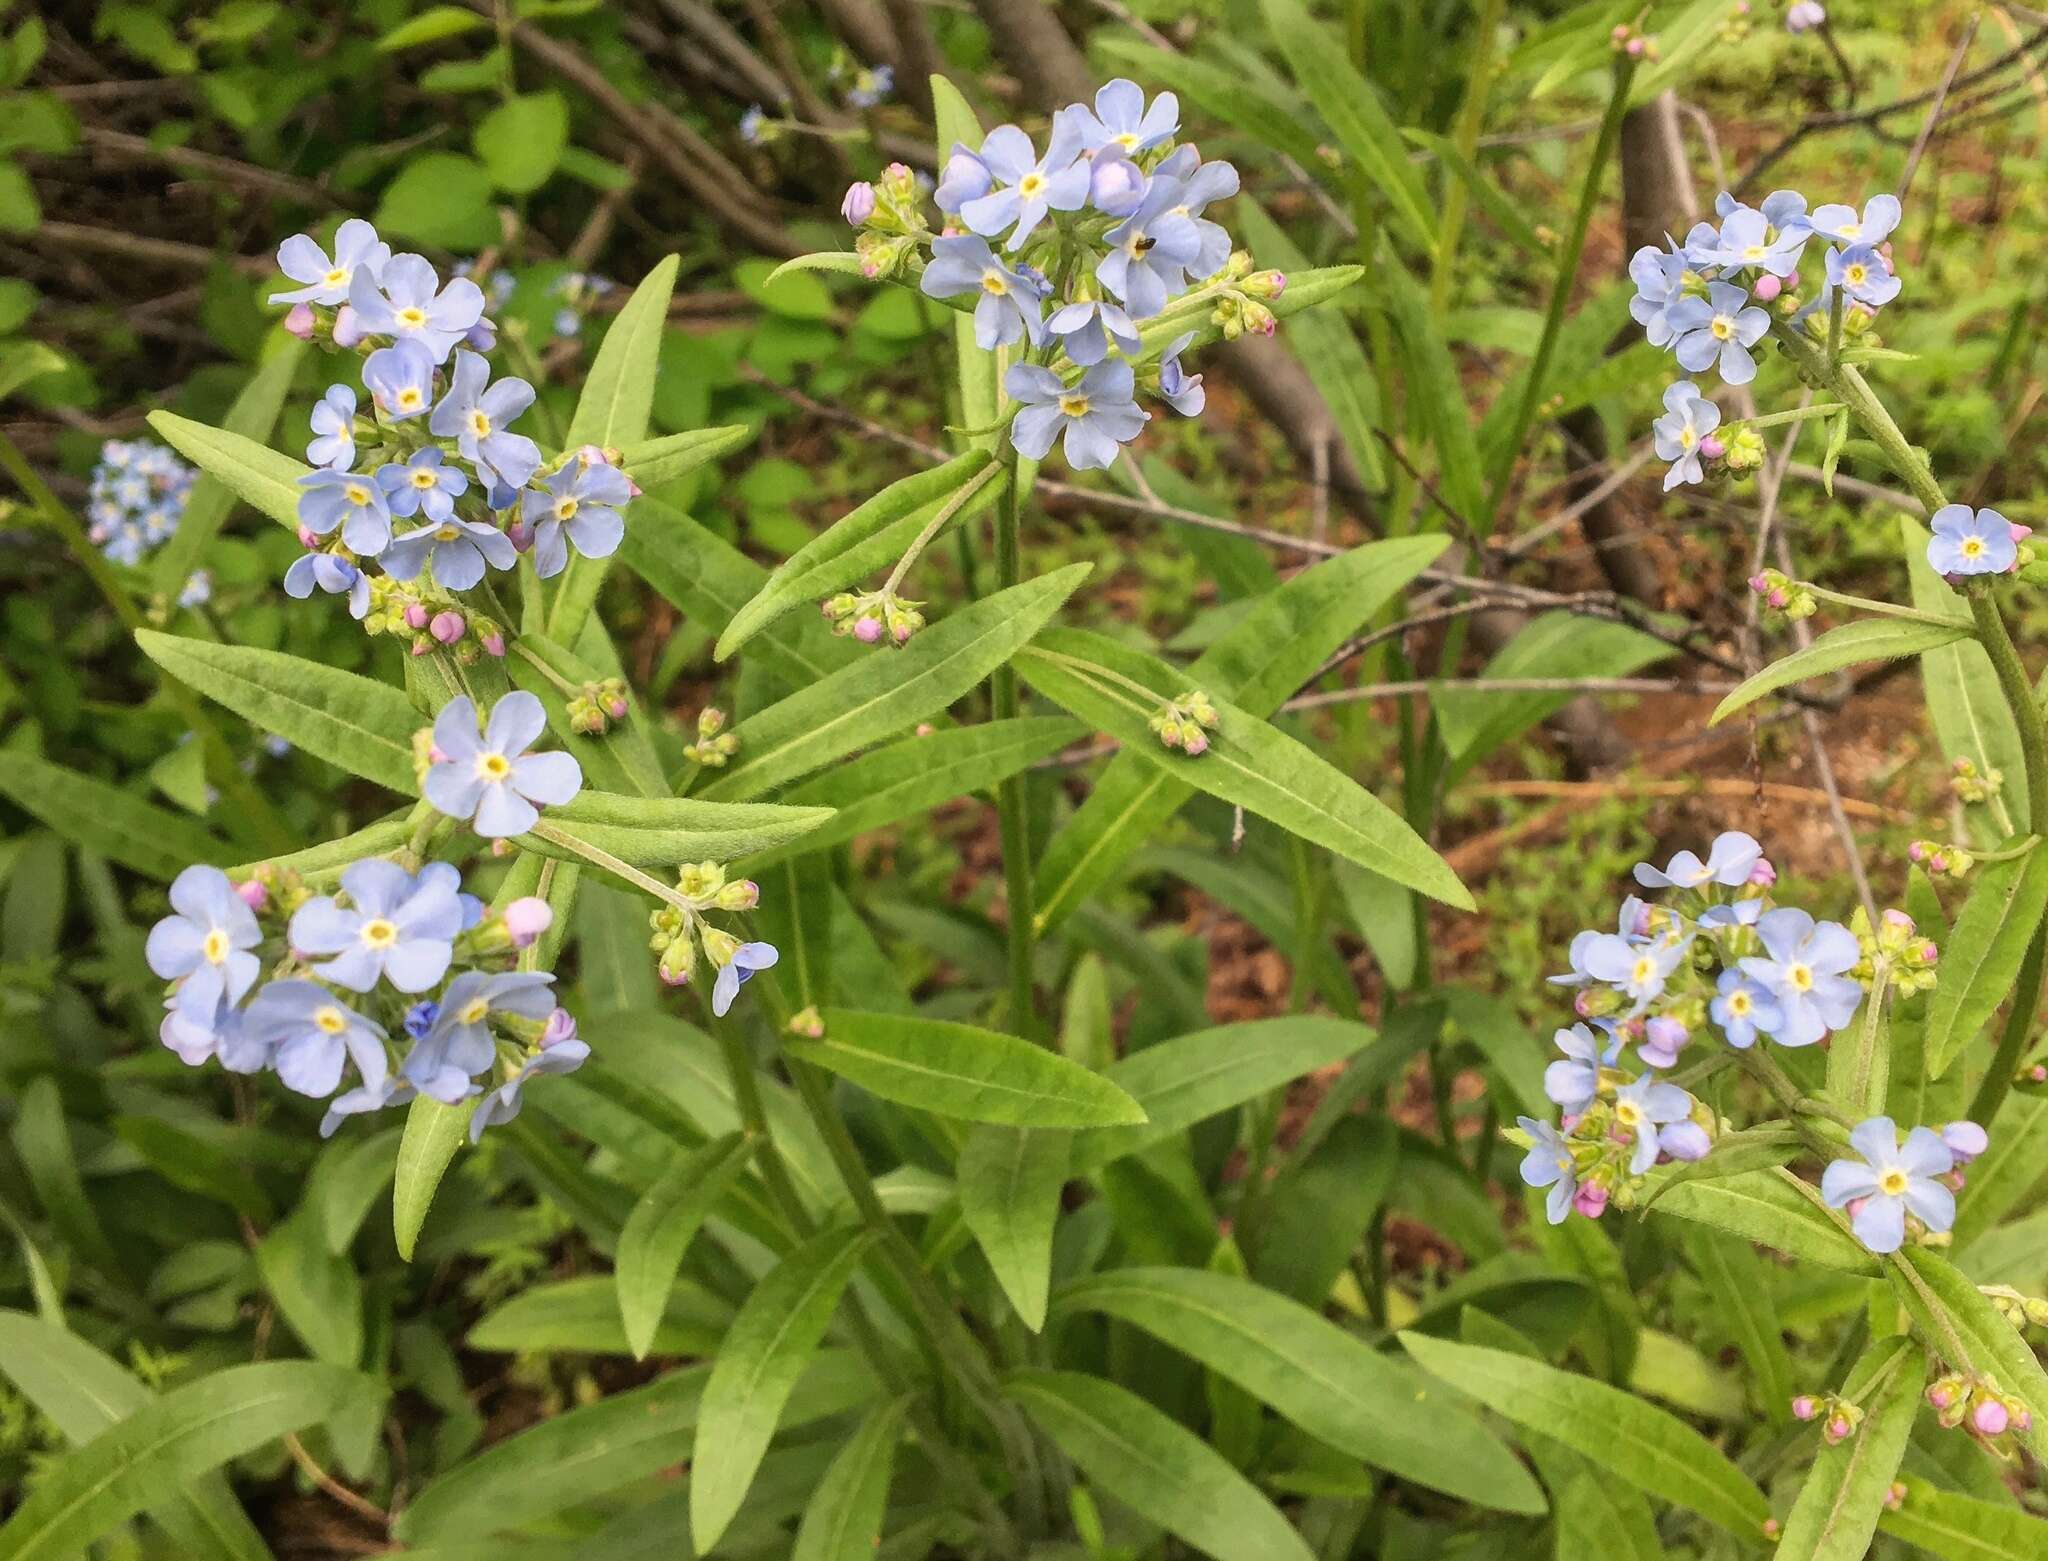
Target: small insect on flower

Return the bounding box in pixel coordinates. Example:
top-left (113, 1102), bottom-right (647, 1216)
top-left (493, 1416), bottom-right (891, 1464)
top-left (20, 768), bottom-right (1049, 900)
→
top-left (423, 692), bottom-right (584, 839)
top-left (1926, 504), bottom-right (2019, 579)
top-left (1098, 175), bottom-right (1204, 319)
top-left (1821, 1115), bottom-right (1955, 1253)
top-left (270, 218), bottom-right (391, 308)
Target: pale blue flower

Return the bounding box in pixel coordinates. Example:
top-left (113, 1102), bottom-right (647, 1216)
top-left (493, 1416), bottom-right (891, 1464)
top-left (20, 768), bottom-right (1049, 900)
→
top-left (1628, 242), bottom-right (1690, 348)
top-left (242, 979), bottom-right (390, 1099)
top-left (270, 218), bottom-right (390, 307)
top-left (383, 516), bottom-right (518, 592)
top-left (320, 1075), bottom-right (415, 1138)
top-left (1689, 200), bottom-right (1808, 276)
top-left (1739, 908), bottom-right (1862, 1045)
top-left (363, 339), bottom-right (437, 421)
top-left (378, 448), bottom-right (468, 523)
top-left (1927, 504), bottom-right (2018, 578)
top-left (284, 552), bottom-right (371, 618)
top-left (1821, 1115), bottom-right (1952, 1253)
top-left (1668, 280), bottom-right (1770, 385)
top-left (846, 63), bottom-right (893, 109)
top-left (307, 385), bottom-right (357, 468)
top-left (424, 692), bottom-right (583, 838)
top-left (407, 969), bottom-right (556, 1103)
top-left (469, 1019), bottom-right (589, 1141)
top-left (297, 469), bottom-right (392, 556)
top-left (1098, 174), bottom-right (1203, 319)
top-left (1544, 1023), bottom-right (1615, 1113)
top-left (289, 860), bottom-right (464, 994)
top-left (160, 993), bottom-right (270, 1072)
top-left (1517, 1115), bottom-right (1578, 1224)
top-left (521, 458), bottom-right (632, 579)
top-left (739, 105), bottom-right (766, 145)
top-left (1550, 898), bottom-right (1654, 985)
top-left (1153, 145), bottom-right (1239, 278)
top-left (147, 865), bottom-right (262, 1017)
top-left (1067, 78), bottom-right (1179, 154)
top-left (1825, 243), bottom-right (1900, 307)
top-left (177, 570), bottom-right (212, 609)
top-left (934, 144), bottom-right (992, 213)
top-left (920, 235), bottom-right (1046, 350)
top-left (1612, 1073), bottom-right (1696, 1174)
top-left (1572, 932), bottom-right (1688, 1014)
top-left (430, 349), bottom-right (540, 490)
top-left (347, 252), bottom-right (485, 363)
top-left (1157, 332), bottom-right (1204, 416)
top-left (1634, 830), bottom-right (1761, 889)
top-left (712, 942), bottom-right (778, 1017)
top-left (1807, 194), bottom-right (1900, 247)
top-left (1711, 969), bottom-right (1782, 1049)
top-left (1942, 1120), bottom-right (1989, 1164)
top-left (1006, 358), bottom-right (1149, 470)
top-left (961, 120), bottom-right (1091, 250)
top-left (1045, 297), bottom-right (1141, 366)
top-left (1086, 145), bottom-right (1146, 217)
top-left (1651, 379), bottom-right (1721, 490)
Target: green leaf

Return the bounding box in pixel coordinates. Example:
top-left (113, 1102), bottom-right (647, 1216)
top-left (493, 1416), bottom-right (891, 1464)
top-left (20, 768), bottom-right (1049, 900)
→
top-left (791, 1394), bottom-right (912, 1561)
top-left (375, 4), bottom-right (485, 48)
top-left (0, 752), bottom-right (230, 880)
top-left (0, 1361), bottom-right (362, 1561)
top-left (1890, 1246), bottom-right (2048, 1465)
top-left (702, 564), bottom-right (1090, 802)
top-left (1250, 1114), bottom-right (1395, 1307)
top-left (1648, 1166), bottom-right (1879, 1275)
top-left (135, 631), bottom-right (420, 792)
top-left (153, 336), bottom-right (306, 594)
top-left (1016, 629), bottom-right (1470, 909)
top-left (1034, 536), bottom-right (1449, 930)
top-left (374, 151), bottom-right (494, 248)
top-left (1398, 1331), bottom-right (1769, 1536)
top-left (691, 1225), bottom-right (876, 1551)
top-left (1261, 0), bottom-right (1434, 255)
top-left (257, 1209), bottom-right (363, 1367)
top-left (791, 1010), bottom-right (1146, 1128)
top-left (958, 1125), bottom-right (1070, 1330)
top-left (1095, 38), bottom-right (1324, 171)
top-left (230, 810), bottom-right (412, 886)
top-left (615, 1132), bottom-right (754, 1359)
top-left (392, 1095), bottom-right (470, 1261)
top-left (1879, 1474), bottom-right (2048, 1558)
top-left (1555, 1469), bottom-right (1662, 1561)
top-left (1775, 1337), bottom-right (1920, 1561)
top-left (0, 1311), bottom-right (268, 1561)
top-left (1057, 1267), bottom-right (1546, 1513)
top-left (619, 423), bottom-right (751, 491)
top-left (717, 451), bottom-right (1005, 660)
top-left (1071, 1017), bottom-right (1377, 1174)
top-left (146, 409), bottom-right (310, 532)
top-left (470, 1274), bottom-right (725, 1357)
top-left (395, 1367), bottom-right (708, 1545)
top-left (474, 90), bottom-right (567, 193)
top-left (1923, 843), bottom-right (2048, 1078)
top-left (1434, 612), bottom-right (1672, 770)
top-left (1635, 1122), bottom-right (1803, 1213)
top-left (1685, 1228), bottom-right (1794, 1422)
top-left (317, 1125), bottom-right (401, 1254)
top-left (747, 717), bottom-right (1083, 871)
top-left (13, 1078), bottom-right (124, 1280)
top-left (1711, 617), bottom-right (1972, 723)
top-left (1005, 1369), bottom-right (1317, 1561)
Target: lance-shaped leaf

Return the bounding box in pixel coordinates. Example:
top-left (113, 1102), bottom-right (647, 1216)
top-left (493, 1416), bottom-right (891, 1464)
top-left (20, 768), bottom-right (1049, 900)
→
top-left (0, 753), bottom-right (231, 881)
top-left (790, 1010), bottom-right (1146, 1128)
top-left (691, 1226), bottom-right (876, 1551)
top-left (1712, 617), bottom-right (1972, 723)
top-left (1399, 1331), bottom-right (1770, 1537)
top-left (1016, 628), bottom-right (1469, 908)
top-left (508, 632), bottom-right (667, 799)
top-left (619, 423), bottom-right (752, 491)
top-left (957, 1125), bottom-right (1070, 1331)
top-left (614, 1132), bottom-right (754, 1360)
top-left (471, 1275), bottom-right (726, 1358)
top-left (518, 791), bottom-right (831, 877)
top-left (136, 631), bottom-right (421, 793)
top-left (1648, 1167), bottom-right (1878, 1276)
top-left (1005, 1370), bottom-right (1316, 1561)
top-left (1889, 1246), bottom-right (2048, 1464)
top-left (392, 1095), bottom-right (471, 1261)
top-left (1685, 1228), bottom-right (1795, 1423)
top-left (1879, 1475), bottom-right (2048, 1558)
top-left (1774, 1336), bottom-right (1921, 1561)
top-left (146, 409), bottom-right (312, 533)
top-left (791, 1394), bottom-right (913, 1561)
top-left (718, 450), bottom-right (1005, 659)
top-left (1035, 535), bottom-right (1448, 930)
top-left (1923, 842), bottom-right (2048, 1078)
top-left (1056, 1267), bottom-right (1546, 1513)
top-left (701, 564), bottom-right (1090, 802)
top-left (232, 810), bottom-right (413, 885)
top-left (0, 1361), bottom-right (363, 1561)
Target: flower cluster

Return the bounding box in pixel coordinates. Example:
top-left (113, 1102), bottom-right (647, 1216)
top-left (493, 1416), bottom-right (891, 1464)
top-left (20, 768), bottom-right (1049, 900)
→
top-left (87, 439), bottom-right (197, 565)
top-left (841, 79), bottom-right (1282, 471)
top-left (1515, 831), bottom-right (1953, 1246)
top-left (145, 861), bottom-right (581, 1142)
top-left (1633, 189), bottom-right (1905, 491)
top-left (271, 219), bottom-right (637, 658)
top-left (548, 271), bottom-right (615, 340)
top-left (646, 861), bottom-right (778, 1015)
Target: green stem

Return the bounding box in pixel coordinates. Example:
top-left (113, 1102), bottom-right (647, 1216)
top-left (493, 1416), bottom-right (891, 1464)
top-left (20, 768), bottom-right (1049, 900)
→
top-left (1746, 401), bottom-right (1847, 431)
top-left (882, 457), bottom-right (1006, 598)
top-left (0, 431), bottom-right (295, 853)
top-left (1798, 584), bottom-right (1962, 627)
top-left (1483, 55), bottom-right (1636, 518)
top-left (991, 457), bottom-right (1041, 1039)
top-left (1970, 924), bottom-right (2046, 1127)
top-left (1429, 0), bottom-right (1506, 313)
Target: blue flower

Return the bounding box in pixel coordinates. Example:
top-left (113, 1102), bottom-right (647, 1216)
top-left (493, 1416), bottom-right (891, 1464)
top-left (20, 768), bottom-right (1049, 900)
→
top-left (1544, 1023), bottom-right (1615, 1113)
top-left (1612, 1073), bottom-right (1696, 1174)
top-left (430, 349), bottom-right (541, 490)
top-left (347, 252), bottom-right (485, 363)
top-left (406, 969), bottom-right (556, 1103)
top-left (1942, 1120), bottom-right (1989, 1164)
top-left (160, 993), bottom-right (270, 1073)
top-left (933, 144), bottom-right (992, 213)
top-left (1825, 243), bottom-right (1900, 308)
top-left (1098, 174), bottom-right (1203, 319)
top-left (1006, 359), bottom-right (1150, 471)
top-left (1153, 146), bottom-right (1239, 278)
top-left (920, 235), bottom-right (1046, 351)
top-left (297, 469), bottom-right (392, 556)
top-left (1570, 932), bottom-right (1688, 1014)
top-left (960, 121), bottom-right (1091, 250)
top-left (1739, 907), bottom-right (1862, 1045)
top-left (845, 63), bottom-right (893, 109)
top-left (147, 865), bottom-right (262, 1017)
top-left (378, 448), bottom-right (469, 523)
top-left (178, 570), bottom-right (212, 609)
top-left (284, 552), bottom-right (371, 618)
top-left (1821, 1115), bottom-right (1953, 1253)
top-left (1086, 145), bottom-right (1146, 217)
top-left (1045, 297), bottom-right (1141, 367)
top-left (242, 979), bottom-right (390, 1099)
top-left (739, 105), bottom-right (766, 145)
top-left (1517, 1116), bottom-right (1578, 1224)
top-left (712, 941), bottom-right (778, 1017)
top-left (1697, 895), bottom-right (1765, 930)
top-left (1550, 898), bottom-right (1653, 985)
top-left (363, 340), bottom-right (438, 422)
top-left (270, 218), bottom-right (390, 308)
top-left (1689, 199), bottom-right (1808, 276)
top-left (1787, 1), bottom-right (1825, 31)
top-left (289, 859), bottom-right (465, 994)
top-left (1807, 194), bottom-right (1900, 247)
top-left (307, 385), bottom-right (357, 469)
top-left (1668, 280), bottom-right (1770, 385)
top-left (468, 1022), bottom-right (590, 1142)
top-left (1157, 333), bottom-right (1205, 416)
top-left (319, 1075), bottom-right (415, 1138)
top-left (1628, 242), bottom-right (1690, 348)
top-left (424, 692), bottom-right (583, 838)
top-left (1927, 504), bottom-right (2018, 578)
top-left (382, 516), bottom-right (518, 592)
top-left (1634, 830), bottom-right (1761, 890)
top-left (1067, 78), bottom-right (1179, 155)
top-left (521, 457), bottom-right (633, 579)
top-left (1710, 969), bottom-right (1782, 1049)
top-left (1651, 380), bottom-right (1721, 490)
top-left (403, 1000), bottom-right (440, 1039)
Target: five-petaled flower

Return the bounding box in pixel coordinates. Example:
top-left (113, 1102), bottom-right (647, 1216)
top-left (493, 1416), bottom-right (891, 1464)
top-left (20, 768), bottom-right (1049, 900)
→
top-left (959, 121), bottom-right (1091, 251)
top-left (1650, 380), bottom-right (1722, 490)
top-left (522, 458), bottom-right (633, 579)
top-left (242, 979), bottom-right (391, 1099)
top-left (377, 448), bottom-right (469, 524)
top-left (147, 865), bottom-right (262, 1016)
top-left (1005, 359), bottom-right (1150, 470)
top-left (1822, 1116), bottom-right (1954, 1253)
top-left (1668, 280), bottom-right (1770, 385)
top-left (307, 385), bottom-right (357, 469)
top-left (431, 349), bottom-right (541, 491)
top-left (298, 468), bottom-right (393, 556)
top-left (348, 252), bottom-right (485, 363)
top-left (919, 235), bottom-right (1047, 351)
top-left (271, 218), bottom-right (390, 308)
top-left (406, 970), bottom-right (557, 1102)
top-left (1739, 908), bottom-right (1863, 1046)
top-left (1927, 504), bottom-right (2018, 579)
top-left (289, 859), bottom-right (465, 994)
top-left (424, 692), bottom-right (584, 839)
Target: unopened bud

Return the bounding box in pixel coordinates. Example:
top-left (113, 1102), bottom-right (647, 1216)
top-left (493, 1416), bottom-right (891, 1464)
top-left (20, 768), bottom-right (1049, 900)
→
top-left (284, 303), bottom-right (316, 340)
top-left (430, 610), bottom-right (465, 645)
top-left (235, 878), bottom-right (269, 912)
top-left (502, 896), bottom-right (553, 948)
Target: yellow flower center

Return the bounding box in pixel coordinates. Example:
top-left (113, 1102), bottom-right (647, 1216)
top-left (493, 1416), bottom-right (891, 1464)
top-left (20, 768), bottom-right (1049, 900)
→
top-left (324, 266), bottom-right (349, 287)
top-left (1840, 222), bottom-right (1861, 239)
top-left (1113, 131), bottom-right (1139, 151)
top-left (980, 270), bottom-right (1008, 296)
top-left (1786, 963), bottom-right (1813, 993)
top-left (1727, 990), bottom-right (1751, 1016)
top-left (1743, 244), bottom-right (1766, 260)
top-left (1962, 537), bottom-right (1986, 558)
top-left (1710, 315), bottom-right (1734, 341)
top-left (412, 469), bottom-right (437, 488)
top-left (435, 524), bottom-right (460, 541)
top-left (1631, 955), bottom-right (1655, 985)
top-left (1059, 393), bottom-right (1091, 418)
top-left (397, 388), bottom-right (423, 410)
top-left (459, 998), bottom-right (491, 1025)
top-left (202, 928), bottom-right (231, 964)
top-left (361, 917), bottom-right (398, 949)
top-left (469, 410), bottom-right (491, 437)
top-left (314, 1006), bottom-right (349, 1035)
top-left (344, 483), bottom-right (372, 506)
top-left (1018, 172), bottom-right (1046, 198)
top-left (555, 497), bottom-right (579, 521)
top-left (477, 752), bottom-right (512, 782)
top-left (1614, 1099), bottom-right (1642, 1128)
top-left (1846, 264), bottom-right (1868, 286)
top-left (397, 306), bottom-right (428, 329)
top-left (1679, 428), bottom-right (1697, 449)
top-left (1879, 1168), bottom-right (1908, 1197)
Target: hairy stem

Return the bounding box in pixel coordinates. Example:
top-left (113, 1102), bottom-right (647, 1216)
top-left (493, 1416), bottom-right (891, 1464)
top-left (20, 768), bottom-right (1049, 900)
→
top-left (991, 457), bottom-right (1042, 1038)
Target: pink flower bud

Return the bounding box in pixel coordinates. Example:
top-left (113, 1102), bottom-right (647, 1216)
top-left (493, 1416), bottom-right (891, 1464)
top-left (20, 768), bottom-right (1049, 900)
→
top-left (502, 896), bottom-right (553, 948)
top-left (2013, 522), bottom-right (2034, 544)
top-left (482, 632), bottom-right (505, 657)
top-left (1573, 1183), bottom-right (1609, 1218)
top-left (298, 524), bottom-right (321, 550)
top-left (507, 519), bottom-right (534, 552)
top-left (404, 602), bottom-right (429, 630)
top-left (284, 303), bottom-right (316, 340)
top-left (854, 615), bottom-right (883, 643)
top-left (659, 963), bottom-right (691, 987)
top-left (332, 304), bottom-right (363, 348)
top-left (1748, 573), bottom-right (1770, 594)
top-left (1823, 1414), bottom-right (1853, 1444)
top-left (410, 640), bottom-right (430, 656)
top-left (1753, 274), bottom-right (1783, 302)
top-left (2031, 1065), bottom-right (2047, 1084)
top-left (606, 695), bottom-right (628, 719)
top-left (234, 879), bottom-right (269, 912)
top-left (1791, 1394), bottom-right (1818, 1421)
top-left (1625, 35), bottom-right (1646, 54)
top-left (1908, 840), bottom-right (1927, 863)
top-left (1973, 1399), bottom-right (2010, 1437)
top-left (1700, 435), bottom-right (1726, 459)
top-left (1749, 858), bottom-right (1777, 887)
top-left (542, 1007), bottom-right (579, 1046)
top-left (1268, 271), bottom-right (1287, 298)
top-left (893, 619), bottom-right (914, 643)
top-left (1927, 1381), bottom-right (1957, 1409)
top-left (841, 181), bottom-right (877, 226)
top-left (430, 611), bottom-right (465, 645)
top-left (1182, 729), bottom-right (1209, 756)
